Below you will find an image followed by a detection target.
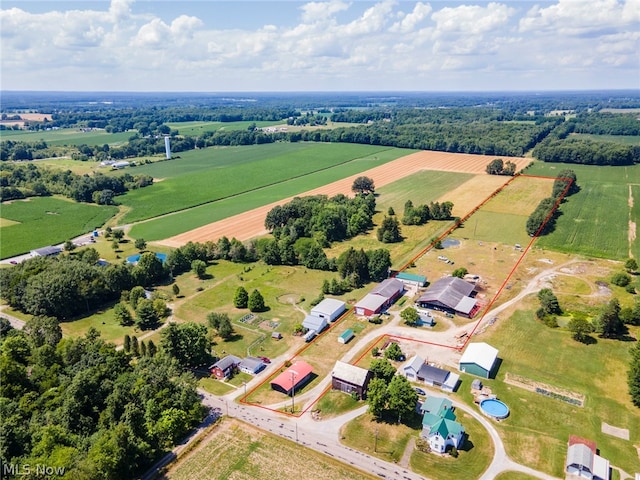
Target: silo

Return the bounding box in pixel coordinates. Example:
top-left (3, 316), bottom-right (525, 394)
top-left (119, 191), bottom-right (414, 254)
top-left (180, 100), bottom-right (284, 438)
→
top-left (164, 136), bottom-right (171, 159)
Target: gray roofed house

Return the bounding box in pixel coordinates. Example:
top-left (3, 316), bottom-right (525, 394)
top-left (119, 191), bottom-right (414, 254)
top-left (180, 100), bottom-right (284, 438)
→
top-left (210, 355), bottom-right (241, 380)
top-left (404, 356), bottom-right (459, 392)
top-left (417, 276), bottom-right (477, 317)
top-left (331, 361), bottom-right (372, 399)
top-left (238, 357), bottom-right (266, 375)
top-left (403, 355), bottom-right (426, 381)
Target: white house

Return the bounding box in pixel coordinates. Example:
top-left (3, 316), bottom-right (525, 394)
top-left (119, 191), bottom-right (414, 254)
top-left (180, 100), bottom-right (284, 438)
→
top-left (420, 396), bottom-right (465, 454)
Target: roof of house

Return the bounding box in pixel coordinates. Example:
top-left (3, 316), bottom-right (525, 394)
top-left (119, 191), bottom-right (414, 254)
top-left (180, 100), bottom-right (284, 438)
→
top-left (428, 418), bottom-right (464, 438)
top-left (239, 356), bottom-right (264, 371)
top-left (271, 361), bottom-right (314, 392)
top-left (418, 364), bottom-right (450, 385)
top-left (592, 454), bottom-right (610, 480)
top-left (332, 361), bottom-right (370, 387)
top-left (395, 272), bottom-right (427, 284)
top-left (459, 342), bottom-right (498, 372)
top-left (339, 329), bottom-right (354, 341)
top-left (421, 396), bottom-right (453, 417)
top-left (210, 355), bottom-right (241, 371)
top-left (302, 315), bottom-right (328, 332)
top-left (418, 276), bottom-right (475, 310)
top-left (355, 293), bottom-right (388, 312)
top-left (568, 435), bottom-right (596, 453)
top-left (404, 355), bottom-right (425, 374)
top-left (443, 372), bottom-right (460, 391)
top-left (311, 298), bottom-right (346, 316)
top-left (566, 443), bottom-right (594, 470)
top-left (31, 245), bottom-right (62, 256)
top-left (370, 278), bottom-right (404, 299)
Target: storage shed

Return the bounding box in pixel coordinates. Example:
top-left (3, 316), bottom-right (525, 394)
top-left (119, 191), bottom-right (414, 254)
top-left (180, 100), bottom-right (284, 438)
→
top-left (310, 298), bottom-right (346, 323)
top-left (459, 342), bottom-right (499, 379)
top-left (331, 361), bottom-right (372, 399)
top-left (302, 315), bottom-right (328, 334)
top-left (338, 329), bottom-right (354, 344)
top-left (395, 272), bottom-right (427, 288)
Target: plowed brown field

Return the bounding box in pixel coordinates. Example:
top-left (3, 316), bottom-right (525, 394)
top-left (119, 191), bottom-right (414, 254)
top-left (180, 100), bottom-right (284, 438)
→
top-left (157, 151), bottom-right (531, 247)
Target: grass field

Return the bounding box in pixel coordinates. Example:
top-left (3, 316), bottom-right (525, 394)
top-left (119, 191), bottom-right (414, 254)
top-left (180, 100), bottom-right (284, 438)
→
top-left (0, 196), bottom-right (118, 258)
top-left (470, 304), bottom-right (640, 476)
top-left (525, 162), bottom-right (640, 259)
top-left (119, 142), bottom-right (406, 225)
top-left (128, 145), bottom-right (414, 241)
top-left (165, 120), bottom-right (282, 136)
top-left (163, 419), bottom-right (377, 480)
top-left (571, 133), bottom-right (640, 145)
top-left (0, 128), bottom-right (132, 146)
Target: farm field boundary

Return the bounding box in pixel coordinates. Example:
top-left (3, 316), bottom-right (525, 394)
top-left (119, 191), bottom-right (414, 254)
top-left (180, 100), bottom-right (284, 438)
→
top-left (156, 150), bottom-right (531, 247)
top-left (234, 173), bottom-right (571, 417)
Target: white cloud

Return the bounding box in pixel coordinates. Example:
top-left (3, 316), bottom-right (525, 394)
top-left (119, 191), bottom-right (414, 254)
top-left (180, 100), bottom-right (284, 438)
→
top-left (432, 2), bottom-right (514, 35)
top-left (300, 0), bottom-right (350, 23)
top-left (390, 2), bottom-right (432, 33)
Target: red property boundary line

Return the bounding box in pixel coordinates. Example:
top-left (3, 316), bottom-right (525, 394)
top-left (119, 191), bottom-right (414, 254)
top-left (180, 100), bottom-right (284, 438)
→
top-left (238, 173), bottom-right (574, 417)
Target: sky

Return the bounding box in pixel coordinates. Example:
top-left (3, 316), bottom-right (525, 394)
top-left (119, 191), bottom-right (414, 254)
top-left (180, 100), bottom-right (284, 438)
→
top-left (1, 0), bottom-right (639, 92)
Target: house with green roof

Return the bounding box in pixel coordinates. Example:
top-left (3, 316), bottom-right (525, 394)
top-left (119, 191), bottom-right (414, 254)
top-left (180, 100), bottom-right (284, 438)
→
top-left (420, 396), bottom-right (465, 454)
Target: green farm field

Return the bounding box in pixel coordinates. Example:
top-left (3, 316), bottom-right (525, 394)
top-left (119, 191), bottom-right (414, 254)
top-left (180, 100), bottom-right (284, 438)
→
top-left (571, 133), bottom-right (640, 145)
top-left (0, 197), bottom-right (117, 258)
top-left (525, 162), bottom-right (640, 259)
top-left (128, 144), bottom-right (413, 240)
top-left (165, 120), bottom-right (282, 136)
top-left (0, 128), bottom-right (132, 146)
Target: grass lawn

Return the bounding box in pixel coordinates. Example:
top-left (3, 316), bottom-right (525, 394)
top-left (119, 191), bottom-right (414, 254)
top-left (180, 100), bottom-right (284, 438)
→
top-left (120, 142), bottom-right (406, 225)
top-left (340, 412), bottom-right (419, 463)
top-left (475, 307), bottom-right (640, 476)
top-left (494, 473), bottom-right (540, 480)
top-left (525, 162), bottom-right (640, 259)
top-left (197, 376), bottom-right (235, 396)
top-left (409, 410), bottom-right (493, 480)
top-left (316, 390), bottom-right (362, 419)
top-left (0, 196), bottom-right (118, 258)
top-left (0, 128), bottom-right (132, 146)
top-left (164, 418), bottom-right (377, 480)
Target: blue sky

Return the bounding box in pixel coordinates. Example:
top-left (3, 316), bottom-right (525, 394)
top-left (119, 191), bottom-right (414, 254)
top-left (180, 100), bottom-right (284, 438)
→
top-left (1, 0), bottom-right (638, 91)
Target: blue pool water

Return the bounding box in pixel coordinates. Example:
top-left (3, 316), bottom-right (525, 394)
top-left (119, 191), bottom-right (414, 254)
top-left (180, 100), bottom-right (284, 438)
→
top-left (126, 252), bottom-right (167, 264)
top-left (480, 399), bottom-right (510, 419)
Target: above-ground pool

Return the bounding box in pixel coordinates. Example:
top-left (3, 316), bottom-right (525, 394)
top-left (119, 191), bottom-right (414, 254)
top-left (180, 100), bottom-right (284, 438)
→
top-left (480, 398), bottom-right (510, 420)
top-left (126, 252), bottom-right (167, 264)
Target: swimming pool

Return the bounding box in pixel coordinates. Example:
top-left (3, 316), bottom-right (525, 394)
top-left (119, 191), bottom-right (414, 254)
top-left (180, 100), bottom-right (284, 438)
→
top-left (479, 398), bottom-right (509, 420)
top-left (126, 252), bottom-right (167, 264)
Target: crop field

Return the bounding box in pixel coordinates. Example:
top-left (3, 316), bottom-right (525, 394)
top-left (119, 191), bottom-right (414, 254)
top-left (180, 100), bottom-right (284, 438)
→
top-left (525, 162), bottom-right (640, 259)
top-left (571, 133), bottom-right (640, 145)
top-left (0, 128), bottom-right (131, 146)
top-left (165, 120), bottom-right (283, 136)
top-left (119, 142), bottom-right (403, 225)
top-left (0, 197), bottom-right (117, 258)
top-left (163, 419), bottom-right (377, 480)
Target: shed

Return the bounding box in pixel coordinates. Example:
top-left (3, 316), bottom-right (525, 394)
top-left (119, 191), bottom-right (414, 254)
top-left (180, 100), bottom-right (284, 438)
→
top-left (271, 332), bottom-right (283, 340)
top-left (238, 357), bottom-right (266, 375)
top-left (459, 342), bottom-right (499, 379)
top-left (331, 361), bottom-right (372, 399)
top-left (302, 315), bottom-right (328, 334)
top-left (338, 329), bottom-right (354, 344)
top-left (270, 361), bottom-right (314, 396)
top-left (395, 272), bottom-right (427, 288)
top-left (311, 298), bottom-right (346, 322)
top-left (30, 245), bottom-right (62, 257)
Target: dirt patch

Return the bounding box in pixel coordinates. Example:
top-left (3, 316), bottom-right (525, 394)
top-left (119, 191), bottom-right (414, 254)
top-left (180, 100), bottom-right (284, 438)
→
top-left (158, 151), bottom-right (530, 247)
top-left (504, 372), bottom-right (584, 407)
top-left (601, 422), bottom-right (630, 440)
top-left (629, 220), bottom-right (636, 243)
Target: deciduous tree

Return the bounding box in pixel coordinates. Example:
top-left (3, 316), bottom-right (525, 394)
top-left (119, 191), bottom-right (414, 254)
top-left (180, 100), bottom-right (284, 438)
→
top-left (400, 307), bottom-right (420, 327)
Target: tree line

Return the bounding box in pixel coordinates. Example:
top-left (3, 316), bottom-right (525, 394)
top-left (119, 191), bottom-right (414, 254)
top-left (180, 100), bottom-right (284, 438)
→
top-left (525, 169), bottom-right (578, 236)
top-left (0, 322), bottom-right (205, 479)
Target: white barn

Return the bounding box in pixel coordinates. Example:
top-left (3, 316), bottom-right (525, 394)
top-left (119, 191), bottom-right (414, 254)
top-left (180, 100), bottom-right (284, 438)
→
top-left (310, 298), bottom-right (346, 323)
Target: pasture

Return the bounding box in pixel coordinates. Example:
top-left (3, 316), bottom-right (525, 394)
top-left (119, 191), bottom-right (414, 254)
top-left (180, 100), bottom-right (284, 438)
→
top-left (571, 133), bottom-right (640, 145)
top-left (0, 128), bottom-right (131, 146)
top-left (525, 162), bottom-right (640, 259)
top-left (165, 120), bottom-right (282, 136)
top-left (0, 197), bottom-right (117, 258)
top-left (163, 419), bottom-right (377, 480)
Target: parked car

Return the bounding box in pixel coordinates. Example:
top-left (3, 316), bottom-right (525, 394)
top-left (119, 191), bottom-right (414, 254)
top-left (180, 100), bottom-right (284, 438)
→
top-left (259, 356), bottom-right (271, 364)
top-left (414, 387), bottom-right (426, 396)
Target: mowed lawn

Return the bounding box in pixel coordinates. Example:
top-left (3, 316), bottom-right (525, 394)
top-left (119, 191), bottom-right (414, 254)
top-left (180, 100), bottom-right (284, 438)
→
top-left (128, 145), bottom-right (414, 241)
top-left (0, 197), bottom-right (117, 258)
top-left (475, 307), bottom-right (640, 476)
top-left (164, 419), bottom-right (377, 480)
top-left (526, 162), bottom-right (640, 259)
top-left (0, 128), bottom-right (131, 146)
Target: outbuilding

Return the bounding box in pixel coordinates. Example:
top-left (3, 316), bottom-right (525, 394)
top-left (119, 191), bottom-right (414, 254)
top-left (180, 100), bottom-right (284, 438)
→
top-left (30, 245), bottom-right (62, 258)
top-left (395, 272), bottom-right (427, 288)
top-left (302, 315), bottom-right (328, 334)
top-left (310, 298), bottom-right (346, 323)
top-left (238, 357), bottom-right (266, 375)
top-left (565, 436), bottom-right (610, 480)
top-left (331, 361), bottom-right (372, 399)
top-left (417, 276), bottom-right (478, 318)
top-left (338, 329), bottom-right (354, 344)
top-left (354, 278), bottom-right (405, 316)
top-left (459, 342), bottom-right (499, 379)
top-left (270, 361), bottom-right (314, 396)
top-left (354, 293), bottom-right (388, 316)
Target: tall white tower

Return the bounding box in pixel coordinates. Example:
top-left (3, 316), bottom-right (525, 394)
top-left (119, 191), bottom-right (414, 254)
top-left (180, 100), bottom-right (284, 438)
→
top-left (164, 136), bottom-right (171, 159)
